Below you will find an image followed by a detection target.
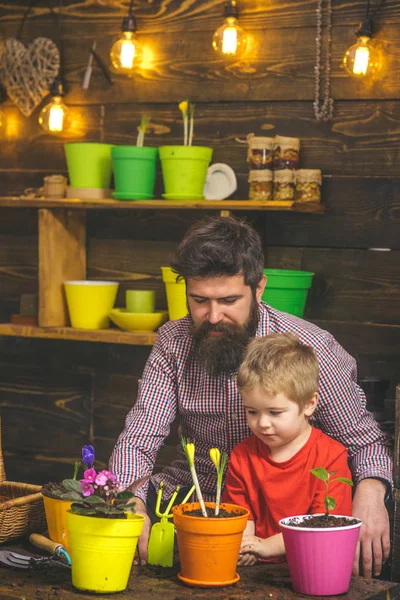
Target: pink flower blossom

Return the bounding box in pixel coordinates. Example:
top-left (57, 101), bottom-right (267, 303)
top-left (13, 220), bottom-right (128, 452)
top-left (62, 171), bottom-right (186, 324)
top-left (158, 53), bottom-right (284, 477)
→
top-left (80, 482), bottom-right (94, 497)
top-left (100, 470), bottom-right (118, 483)
top-left (81, 468), bottom-right (97, 484)
top-left (95, 472), bottom-right (108, 486)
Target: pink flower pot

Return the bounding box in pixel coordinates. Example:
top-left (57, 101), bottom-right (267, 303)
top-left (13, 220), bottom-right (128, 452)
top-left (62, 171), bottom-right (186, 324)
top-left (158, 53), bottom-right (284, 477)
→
top-left (279, 515), bottom-right (362, 596)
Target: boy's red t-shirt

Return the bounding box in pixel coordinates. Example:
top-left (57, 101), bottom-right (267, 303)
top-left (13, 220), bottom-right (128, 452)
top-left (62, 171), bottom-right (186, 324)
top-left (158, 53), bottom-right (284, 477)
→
top-left (222, 426), bottom-right (353, 543)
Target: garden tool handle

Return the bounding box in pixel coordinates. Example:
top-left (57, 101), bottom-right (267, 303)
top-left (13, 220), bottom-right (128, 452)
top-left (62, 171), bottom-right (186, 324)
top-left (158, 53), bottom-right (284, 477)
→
top-left (29, 534), bottom-right (62, 555)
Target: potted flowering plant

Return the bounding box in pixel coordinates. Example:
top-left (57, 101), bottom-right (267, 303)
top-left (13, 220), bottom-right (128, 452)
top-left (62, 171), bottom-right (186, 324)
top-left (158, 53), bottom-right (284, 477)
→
top-left (279, 468), bottom-right (362, 596)
top-left (111, 114), bottom-right (159, 201)
top-left (172, 439), bottom-right (249, 588)
top-left (62, 466), bottom-right (145, 593)
top-left (41, 444), bottom-right (96, 554)
top-left (159, 100), bottom-right (213, 200)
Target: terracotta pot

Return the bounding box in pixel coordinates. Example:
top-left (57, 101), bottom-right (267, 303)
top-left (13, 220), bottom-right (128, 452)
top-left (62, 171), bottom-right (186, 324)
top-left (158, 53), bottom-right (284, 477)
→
top-left (172, 501), bottom-right (249, 587)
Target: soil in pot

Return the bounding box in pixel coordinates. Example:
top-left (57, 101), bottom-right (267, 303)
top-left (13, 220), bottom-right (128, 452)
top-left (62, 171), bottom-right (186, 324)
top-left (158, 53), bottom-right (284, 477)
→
top-left (183, 506), bottom-right (237, 518)
top-left (287, 514), bottom-right (359, 528)
top-left (41, 481), bottom-right (66, 498)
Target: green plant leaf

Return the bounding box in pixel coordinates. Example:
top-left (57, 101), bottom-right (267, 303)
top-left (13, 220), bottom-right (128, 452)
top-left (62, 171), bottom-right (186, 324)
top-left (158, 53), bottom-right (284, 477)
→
top-left (60, 491), bottom-right (82, 501)
top-left (335, 477), bottom-right (353, 486)
top-left (84, 495), bottom-right (106, 504)
top-left (329, 469), bottom-right (338, 477)
top-left (324, 496), bottom-right (336, 511)
top-left (94, 505), bottom-right (112, 514)
top-left (116, 491), bottom-right (135, 500)
top-left (70, 504), bottom-right (97, 515)
top-left (62, 479), bottom-right (82, 493)
top-left (310, 468), bottom-right (329, 482)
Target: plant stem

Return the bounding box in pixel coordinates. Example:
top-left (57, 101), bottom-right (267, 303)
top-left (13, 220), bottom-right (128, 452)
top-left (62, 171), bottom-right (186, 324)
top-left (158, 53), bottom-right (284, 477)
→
top-left (183, 115), bottom-right (188, 146)
top-left (215, 486), bottom-right (221, 516)
top-left (188, 103), bottom-right (195, 147)
top-left (190, 466), bottom-right (208, 517)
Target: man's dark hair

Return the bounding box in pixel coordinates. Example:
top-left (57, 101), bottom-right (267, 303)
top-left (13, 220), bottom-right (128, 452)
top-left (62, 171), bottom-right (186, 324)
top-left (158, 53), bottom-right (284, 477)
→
top-left (171, 216), bottom-right (264, 291)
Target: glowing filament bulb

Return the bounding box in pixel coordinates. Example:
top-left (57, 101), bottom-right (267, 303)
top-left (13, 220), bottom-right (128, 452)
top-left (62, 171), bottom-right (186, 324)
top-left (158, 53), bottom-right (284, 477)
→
top-left (353, 44), bottom-right (370, 75)
top-left (120, 38), bottom-right (136, 68)
top-left (222, 25), bottom-right (238, 54)
top-left (48, 102), bottom-right (65, 132)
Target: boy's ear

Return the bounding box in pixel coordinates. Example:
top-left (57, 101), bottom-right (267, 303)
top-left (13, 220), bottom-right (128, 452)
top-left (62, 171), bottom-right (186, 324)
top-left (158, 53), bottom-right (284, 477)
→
top-left (304, 392), bottom-right (318, 417)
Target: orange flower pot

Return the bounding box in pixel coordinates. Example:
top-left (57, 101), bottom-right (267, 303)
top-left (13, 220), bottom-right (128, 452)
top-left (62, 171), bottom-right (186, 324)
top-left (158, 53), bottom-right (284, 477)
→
top-left (43, 495), bottom-right (72, 554)
top-left (172, 501), bottom-right (249, 587)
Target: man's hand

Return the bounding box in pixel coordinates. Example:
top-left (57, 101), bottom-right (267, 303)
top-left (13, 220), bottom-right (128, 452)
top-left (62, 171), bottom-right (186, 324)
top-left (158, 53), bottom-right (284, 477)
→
top-left (132, 497), bottom-right (152, 565)
top-left (352, 478), bottom-right (391, 578)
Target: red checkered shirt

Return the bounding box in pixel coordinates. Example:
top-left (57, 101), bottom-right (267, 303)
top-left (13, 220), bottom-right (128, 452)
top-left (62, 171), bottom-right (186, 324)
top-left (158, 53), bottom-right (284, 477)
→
top-left (110, 303), bottom-right (393, 502)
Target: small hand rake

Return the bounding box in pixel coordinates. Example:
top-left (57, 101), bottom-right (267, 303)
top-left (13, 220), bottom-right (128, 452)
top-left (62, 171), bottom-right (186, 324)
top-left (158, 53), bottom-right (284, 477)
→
top-left (147, 482), bottom-right (195, 567)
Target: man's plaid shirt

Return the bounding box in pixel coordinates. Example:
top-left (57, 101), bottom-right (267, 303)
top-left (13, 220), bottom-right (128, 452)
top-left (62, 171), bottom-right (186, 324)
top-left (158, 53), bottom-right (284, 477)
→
top-left (110, 303), bottom-right (392, 502)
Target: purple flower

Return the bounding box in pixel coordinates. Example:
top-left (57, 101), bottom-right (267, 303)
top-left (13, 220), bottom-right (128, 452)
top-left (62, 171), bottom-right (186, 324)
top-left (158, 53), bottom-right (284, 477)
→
top-left (80, 482), bottom-right (94, 497)
top-left (82, 445), bottom-right (95, 468)
top-left (95, 472), bottom-right (108, 486)
top-left (81, 468), bottom-right (97, 484)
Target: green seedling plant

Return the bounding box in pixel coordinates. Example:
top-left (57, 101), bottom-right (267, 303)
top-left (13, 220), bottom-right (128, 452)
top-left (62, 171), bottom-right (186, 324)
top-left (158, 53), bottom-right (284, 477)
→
top-left (181, 437), bottom-right (208, 517)
top-left (210, 448), bottom-right (228, 516)
top-left (136, 115), bottom-right (151, 147)
top-left (178, 100), bottom-right (195, 146)
top-left (310, 467), bottom-right (353, 518)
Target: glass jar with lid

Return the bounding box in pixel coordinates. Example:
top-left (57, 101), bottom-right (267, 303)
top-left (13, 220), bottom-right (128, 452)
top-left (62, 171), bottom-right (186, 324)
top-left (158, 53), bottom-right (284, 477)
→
top-left (248, 170), bottom-right (273, 201)
top-left (247, 134), bottom-right (274, 169)
top-left (273, 169), bottom-right (295, 200)
top-left (295, 169), bottom-right (322, 203)
top-left (273, 136), bottom-right (300, 170)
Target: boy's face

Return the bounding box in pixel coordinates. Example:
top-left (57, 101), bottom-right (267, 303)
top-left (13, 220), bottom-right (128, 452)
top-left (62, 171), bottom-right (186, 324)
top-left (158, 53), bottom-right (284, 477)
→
top-left (241, 386), bottom-right (318, 453)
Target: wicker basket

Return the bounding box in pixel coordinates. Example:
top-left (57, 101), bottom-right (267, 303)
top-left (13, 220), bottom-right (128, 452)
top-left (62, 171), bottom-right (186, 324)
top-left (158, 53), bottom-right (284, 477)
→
top-left (0, 417), bottom-right (46, 543)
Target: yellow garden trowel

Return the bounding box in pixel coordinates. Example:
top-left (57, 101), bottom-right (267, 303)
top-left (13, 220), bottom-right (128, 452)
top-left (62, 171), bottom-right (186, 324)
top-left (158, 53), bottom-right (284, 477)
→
top-left (147, 482), bottom-right (195, 567)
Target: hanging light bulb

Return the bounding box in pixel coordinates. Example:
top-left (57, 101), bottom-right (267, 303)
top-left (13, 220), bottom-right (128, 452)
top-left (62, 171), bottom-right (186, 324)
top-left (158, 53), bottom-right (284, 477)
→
top-left (212, 0), bottom-right (247, 58)
top-left (39, 78), bottom-right (70, 134)
top-left (110, 0), bottom-right (141, 75)
top-left (0, 84), bottom-right (6, 130)
top-left (343, 17), bottom-right (381, 79)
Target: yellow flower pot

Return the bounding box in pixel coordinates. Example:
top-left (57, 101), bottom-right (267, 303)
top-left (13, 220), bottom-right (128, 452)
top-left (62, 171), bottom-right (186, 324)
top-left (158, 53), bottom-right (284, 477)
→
top-left (161, 267), bottom-right (188, 320)
top-left (43, 495), bottom-right (72, 554)
top-left (67, 511), bottom-right (145, 593)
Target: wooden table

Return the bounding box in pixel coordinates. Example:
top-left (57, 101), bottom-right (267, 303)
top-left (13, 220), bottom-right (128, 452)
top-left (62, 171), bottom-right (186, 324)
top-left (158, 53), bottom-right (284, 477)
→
top-left (0, 560), bottom-right (399, 600)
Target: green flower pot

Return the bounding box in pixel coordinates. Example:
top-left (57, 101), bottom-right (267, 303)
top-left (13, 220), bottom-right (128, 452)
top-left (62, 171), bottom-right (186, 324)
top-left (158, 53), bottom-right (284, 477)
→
top-left (262, 269), bottom-right (314, 317)
top-left (159, 146), bottom-right (213, 200)
top-left (64, 143), bottom-right (114, 189)
top-left (111, 146), bottom-right (159, 201)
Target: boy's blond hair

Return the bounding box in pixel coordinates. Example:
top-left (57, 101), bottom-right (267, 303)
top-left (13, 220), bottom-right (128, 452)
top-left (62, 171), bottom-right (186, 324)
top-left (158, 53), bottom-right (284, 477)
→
top-left (237, 333), bottom-right (319, 409)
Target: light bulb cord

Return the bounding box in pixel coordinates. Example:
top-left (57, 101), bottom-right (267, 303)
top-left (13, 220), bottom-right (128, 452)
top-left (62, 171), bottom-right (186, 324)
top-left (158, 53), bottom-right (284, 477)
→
top-left (366, 0), bottom-right (385, 18)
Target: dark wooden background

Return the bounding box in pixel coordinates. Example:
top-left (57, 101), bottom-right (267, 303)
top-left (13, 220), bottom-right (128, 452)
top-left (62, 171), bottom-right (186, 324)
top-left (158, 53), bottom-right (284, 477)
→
top-left (0, 0), bottom-right (399, 484)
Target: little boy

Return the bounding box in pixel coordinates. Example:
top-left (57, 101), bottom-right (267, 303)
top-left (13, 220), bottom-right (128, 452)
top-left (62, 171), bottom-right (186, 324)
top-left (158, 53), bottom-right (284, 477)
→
top-left (222, 333), bottom-right (353, 566)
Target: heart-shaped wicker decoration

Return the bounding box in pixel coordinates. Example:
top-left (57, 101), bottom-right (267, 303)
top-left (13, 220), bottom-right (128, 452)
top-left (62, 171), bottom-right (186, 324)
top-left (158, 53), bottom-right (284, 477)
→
top-left (0, 37), bottom-right (60, 117)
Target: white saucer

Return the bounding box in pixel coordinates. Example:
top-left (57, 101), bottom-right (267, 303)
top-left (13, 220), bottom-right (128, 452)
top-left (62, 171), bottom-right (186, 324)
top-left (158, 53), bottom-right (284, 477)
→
top-left (203, 163), bottom-right (237, 200)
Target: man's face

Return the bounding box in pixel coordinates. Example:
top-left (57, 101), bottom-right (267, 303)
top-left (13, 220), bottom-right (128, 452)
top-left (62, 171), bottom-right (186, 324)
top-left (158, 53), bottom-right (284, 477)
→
top-left (187, 273), bottom-right (266, 376)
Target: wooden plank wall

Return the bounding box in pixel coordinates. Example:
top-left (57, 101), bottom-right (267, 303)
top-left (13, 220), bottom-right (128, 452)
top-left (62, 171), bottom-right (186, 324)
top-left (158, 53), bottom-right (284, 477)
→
top-left (0, 0), bottom-right (399, 485)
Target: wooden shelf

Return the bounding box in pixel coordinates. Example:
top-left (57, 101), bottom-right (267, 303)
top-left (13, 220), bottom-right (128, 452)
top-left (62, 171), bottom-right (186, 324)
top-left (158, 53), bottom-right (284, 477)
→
top-left (0, 193), bottom-right (323, 344)
top-left (0, 323), bottom-right (156, 345)
top-left (0, 196), bottom-right (325, 213)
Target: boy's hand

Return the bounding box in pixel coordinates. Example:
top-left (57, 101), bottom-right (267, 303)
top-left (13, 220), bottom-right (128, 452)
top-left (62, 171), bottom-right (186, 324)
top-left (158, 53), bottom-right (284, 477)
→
top-left (239, 532), bottom-right (286, 563)
top-left (239, 534), bottom-right (269, 561)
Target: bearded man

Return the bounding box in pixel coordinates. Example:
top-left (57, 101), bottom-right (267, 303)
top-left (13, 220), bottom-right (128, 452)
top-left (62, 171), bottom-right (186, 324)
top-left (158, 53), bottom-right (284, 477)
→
top-left (110, 216), bottom-right (392, 578)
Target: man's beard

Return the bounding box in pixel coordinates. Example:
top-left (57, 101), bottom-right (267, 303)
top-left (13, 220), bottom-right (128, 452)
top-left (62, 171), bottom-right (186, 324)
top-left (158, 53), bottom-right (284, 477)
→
top-left (191, 299), bottom-right (259, 377)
